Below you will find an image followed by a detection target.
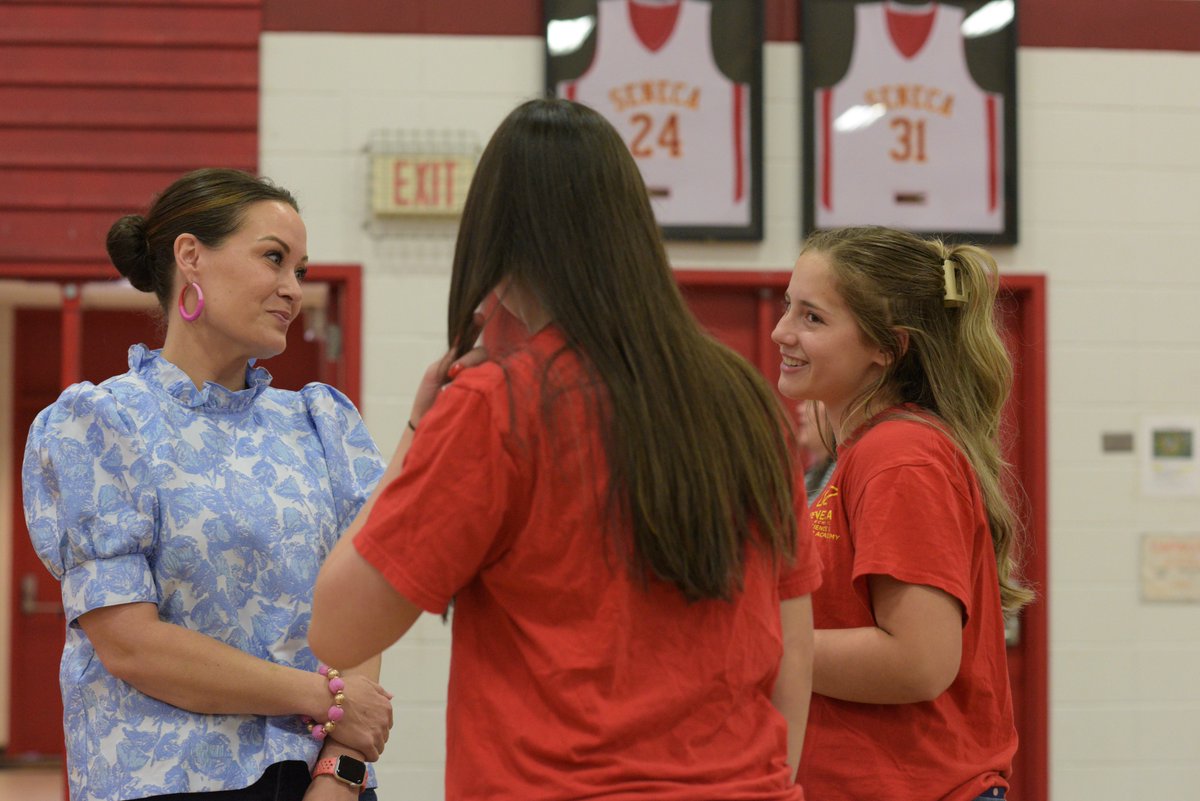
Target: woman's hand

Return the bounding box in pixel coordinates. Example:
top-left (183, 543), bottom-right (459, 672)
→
top-left (326, 674), bottom-right (394, 761)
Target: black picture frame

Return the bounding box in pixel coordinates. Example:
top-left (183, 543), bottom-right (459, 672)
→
top-left (802, 0), bottom-right (1018, 244)
top-left (546, 0), bottom-right (764, 241)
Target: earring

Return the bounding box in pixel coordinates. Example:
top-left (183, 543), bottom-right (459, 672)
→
top-left (178, 282), bottom-right (205, 321)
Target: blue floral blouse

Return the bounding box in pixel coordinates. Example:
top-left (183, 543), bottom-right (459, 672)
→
top-left (21, 346), bottom-right (385, 801)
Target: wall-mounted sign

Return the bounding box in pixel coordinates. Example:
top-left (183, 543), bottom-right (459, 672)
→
top-left (370, 154), bottom-right (476, 217)
top-left (1140, 416), bottom-right (1200, 496)
top-left (1142, 534), bottom-right (1200, 603)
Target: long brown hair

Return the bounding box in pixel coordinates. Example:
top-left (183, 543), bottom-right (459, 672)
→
top-left (804, 226), bottom-right (1033, 614)
top-left (447, 98), bottom-right (796, 602)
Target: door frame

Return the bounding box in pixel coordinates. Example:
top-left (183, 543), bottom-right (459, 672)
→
top-left (674, 268), bottom-right (1048, 799)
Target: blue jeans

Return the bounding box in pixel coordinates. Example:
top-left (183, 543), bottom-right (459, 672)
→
top-left (140, 761), bottom-right (380, 800)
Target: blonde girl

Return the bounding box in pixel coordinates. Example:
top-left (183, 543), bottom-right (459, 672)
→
top-left (773, 225), bottom-right (1031, 801)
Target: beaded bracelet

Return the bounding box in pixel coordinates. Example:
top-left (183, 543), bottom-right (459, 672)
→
top-left (301, 665), bottom-right (346, 741)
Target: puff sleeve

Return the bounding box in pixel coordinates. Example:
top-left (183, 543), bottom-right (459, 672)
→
top-left (300, 383), bottom-right (385, 534)
top-left (21, 384), bottom-right (159, 627)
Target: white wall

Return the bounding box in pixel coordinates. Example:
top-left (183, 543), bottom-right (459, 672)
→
top-left (261, 34), bottom-right (1200, 800)
top-left (1017, 49), bottom-right (1200, 799)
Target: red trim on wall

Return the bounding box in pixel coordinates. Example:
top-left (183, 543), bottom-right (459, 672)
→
top-left (1019, 0), bottom-right (1200, 51)
top-left (263, 1), bottom-right (536, 35)
top-left (733, 83), bottom-right (745, 202)
top-left (58, 286), bottom-right (82, 387)
top-left (998, 273), bottom-right (1049, 801)
top-left (306, 264), bottom-right (364, 410)
top-left (786, 0), bottom-right (1199, 50)
top-left (986, 95), bottom-right (998, 212)
top-left (820, 89), bottom-right (832, 211)
top-left (672, 269), bottom-right (789, 288)
top-left (262, 0), bottom-right (1200, 51)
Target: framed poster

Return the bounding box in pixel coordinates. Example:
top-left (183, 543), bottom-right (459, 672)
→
top-left (546, 0), bottom-right (764, 241)
top-left (803, 0), bottom-right (1018, 244)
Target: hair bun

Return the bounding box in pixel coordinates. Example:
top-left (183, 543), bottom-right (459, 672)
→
top-left (105, 214), bottom-right (157, 293)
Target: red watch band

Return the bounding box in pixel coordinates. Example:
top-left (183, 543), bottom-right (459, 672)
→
top-left (312, 757), bottom-right (365, 794)
top-left (312, 757), bottom-right (338, 777)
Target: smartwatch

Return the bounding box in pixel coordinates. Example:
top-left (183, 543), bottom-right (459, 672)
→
top-left (312, 755), bottom-right (367, 793)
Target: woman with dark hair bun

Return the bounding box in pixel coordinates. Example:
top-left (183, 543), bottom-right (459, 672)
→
top-left (23, 168), bottom-right (394, 801)
top-left (311, 99), bottom-right (820, 800)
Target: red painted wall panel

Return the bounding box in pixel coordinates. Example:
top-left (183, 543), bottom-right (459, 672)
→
top-left (263, 2), bottom-right (538, 37)
top-left (263, 0), bottom-right (1200, 52)
top-left (0, 87), bottom-right (257, 130)
top-left (0, 210), bottom-right (137, 260)
top-left (0, 1), bottom-right (261, 266)
top-left (0, 44), bottom-right (257, 89)
top-left (1020, 0), bottom-right (1200, 52)
top-left (0, 169), bottom-right (210, 212)
top-left (0, 2), bottom-right (260, 46)
top-left (0, 130), bottom-right (257, 170)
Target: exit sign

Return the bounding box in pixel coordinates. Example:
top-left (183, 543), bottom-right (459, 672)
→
top-left (371, 154), bottom-right (475, 216)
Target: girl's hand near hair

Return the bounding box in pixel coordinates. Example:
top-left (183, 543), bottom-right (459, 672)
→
top-left (409, 311), bottom-right (488, 428)
top-left (409, 345), bottom-right (487, 428)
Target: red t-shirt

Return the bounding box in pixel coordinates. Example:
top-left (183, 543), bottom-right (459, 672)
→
top-left (796, 409), bottom-right (1017, 801)
top-left (355, 326), bottom-right (821, 801)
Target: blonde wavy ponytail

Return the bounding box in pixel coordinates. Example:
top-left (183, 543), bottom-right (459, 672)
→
top-left (803, 226), bottom-right (1034, 614)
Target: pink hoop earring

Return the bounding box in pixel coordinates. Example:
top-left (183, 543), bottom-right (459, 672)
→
top-left (178, 282), bottom-right (204, 321)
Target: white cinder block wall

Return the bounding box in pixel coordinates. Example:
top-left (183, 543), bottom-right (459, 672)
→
top-left (261, 34), bottom-right (1200, 800)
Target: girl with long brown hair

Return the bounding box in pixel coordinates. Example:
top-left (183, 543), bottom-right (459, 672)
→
top-left (310, 98), bottom-right (820, 800)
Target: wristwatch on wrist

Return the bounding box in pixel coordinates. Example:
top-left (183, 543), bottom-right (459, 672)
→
top-left (312, 755), bottom-right (367, 793)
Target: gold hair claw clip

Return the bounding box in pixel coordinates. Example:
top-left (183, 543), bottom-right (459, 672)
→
top-left (942, 258), bottom-right (968, 307)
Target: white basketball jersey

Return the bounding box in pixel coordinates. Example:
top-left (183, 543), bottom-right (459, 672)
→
top-left (561, 0), bottom-right (750, 227)
top-left (815, 2), bottom-right (1003, 233)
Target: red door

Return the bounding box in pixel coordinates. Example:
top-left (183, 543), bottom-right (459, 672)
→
top-left (6, 269), bottom-right (362, 758)
top-left (676, 270), bottom-right (1048, 801)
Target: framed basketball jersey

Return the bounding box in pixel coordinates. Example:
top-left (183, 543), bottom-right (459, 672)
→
top-left (803, 0), bottom-right (1018, 244)
top-left (546, 0), bottom-right (764, 241)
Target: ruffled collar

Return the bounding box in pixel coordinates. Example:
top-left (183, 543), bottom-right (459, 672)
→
top-left (128, 344), bottom-right (272, 412)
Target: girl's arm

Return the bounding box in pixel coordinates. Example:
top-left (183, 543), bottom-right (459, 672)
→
top-left (78, 605), bottom-right (394, 759)
top-left (771, 594), bottom-right (814, 782)
top-left (309, 423), bottom-right (423, 668)
top-left (310, 525), bottom-right (424, 668)
top-left (311, 344), bottom-right (489, 667)
top-left (812, 575), bottom-right (963, 704)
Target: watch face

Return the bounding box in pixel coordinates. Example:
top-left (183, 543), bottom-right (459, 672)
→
top-left (335, 757), bottom-right (367, 786)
